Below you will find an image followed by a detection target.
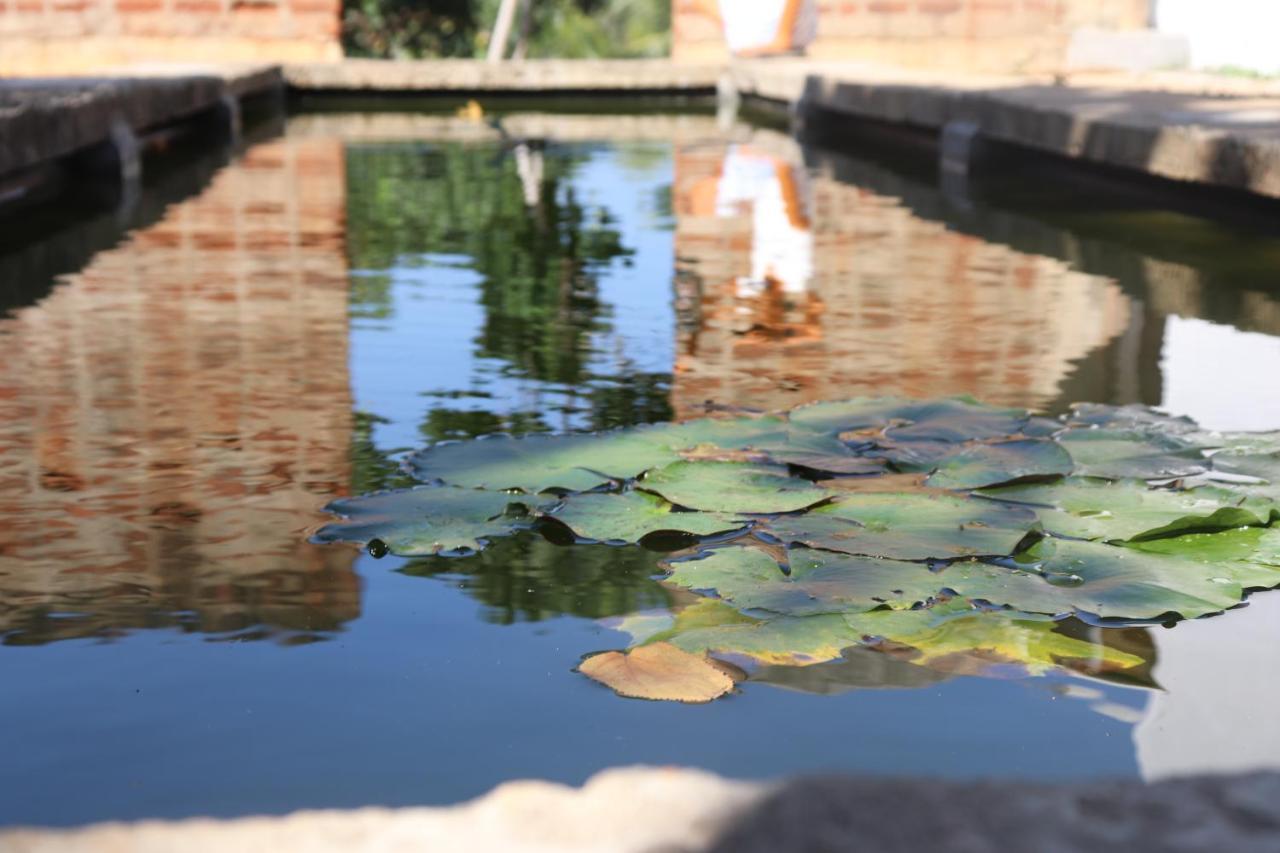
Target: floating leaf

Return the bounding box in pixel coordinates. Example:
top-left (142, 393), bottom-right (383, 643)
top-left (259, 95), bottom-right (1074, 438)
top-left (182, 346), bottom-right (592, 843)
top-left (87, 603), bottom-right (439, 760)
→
top-left (549, 490), bottom-right (746, 543)
top-left (1126, 527), bottom-right (1280, 590)
top-left (654, 601), bottom-right (868, 667)
top-left (1067, 403), bottom-right (1200, 434)
top-left (750, 646), bottom-right (953, 694)
top-left (662, 546), bottom-right (945, 617)
top-left (408, 431), bottom-right (678, 492)
top-left (925, 439), bottom-right (1073, 490)
top-left (880, 398), bottom-right (1036, 444)
top-left (981, 477), bottom-right (1278, 542)
top-left (946, 538), bottom-right (1244, 619)
top-left (878, 611), bottom-right (1147, 678)
top-left (640, 461), bottom-right (832, 514)
top-left (577, 642), bottom-right (736, 703)
top-left (314, 486), bottom-right (538, 555)
top-left (1057, 429), bottom-right (1209, 480)
top-left (788, 396), bottom-right (921, 434)
top-left (764, 492), bottom-right (1037, 561)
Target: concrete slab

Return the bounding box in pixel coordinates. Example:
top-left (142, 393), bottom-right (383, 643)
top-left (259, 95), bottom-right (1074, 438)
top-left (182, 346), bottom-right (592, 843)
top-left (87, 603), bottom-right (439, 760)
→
top-left (284, 59), bottom-right (721, 94)
top-left (727, 60), bottom-right (1280, 200)
top-left (0, 64), bottom-right (282, 179)
top-left (5, 767), bottom-right (1280, 852)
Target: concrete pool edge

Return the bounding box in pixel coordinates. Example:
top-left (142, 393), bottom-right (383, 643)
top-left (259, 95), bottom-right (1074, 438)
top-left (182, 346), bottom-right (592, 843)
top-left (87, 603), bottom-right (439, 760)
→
top-left (3, 766), bottom-right (1278, 852)
top-left (3, 59), bottom-right (1280, 206)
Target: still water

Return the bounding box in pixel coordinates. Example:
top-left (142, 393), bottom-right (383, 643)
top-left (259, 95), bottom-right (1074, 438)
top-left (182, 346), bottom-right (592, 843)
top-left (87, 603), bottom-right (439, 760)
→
top-left (2, 107), bottom-right (1280, 826)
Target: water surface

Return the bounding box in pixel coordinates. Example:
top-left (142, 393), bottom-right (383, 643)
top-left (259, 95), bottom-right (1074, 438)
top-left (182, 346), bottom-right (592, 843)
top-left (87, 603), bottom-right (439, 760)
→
top-left (2, 107), bottom-right (1280, 826)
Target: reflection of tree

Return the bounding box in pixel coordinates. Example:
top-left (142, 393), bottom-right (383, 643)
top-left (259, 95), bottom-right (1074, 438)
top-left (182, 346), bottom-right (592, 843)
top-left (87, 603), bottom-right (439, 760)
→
top-left (398, 532), bottom-right (673, 624)
top-left (346, 141), bottom-right (630, 390)
top-left (344, 141), bottom-right (673, 472)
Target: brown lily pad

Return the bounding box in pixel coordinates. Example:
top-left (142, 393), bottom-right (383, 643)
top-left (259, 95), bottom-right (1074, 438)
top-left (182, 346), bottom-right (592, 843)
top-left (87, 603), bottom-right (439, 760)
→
top-left (578, 642), bottom-right (737, 703)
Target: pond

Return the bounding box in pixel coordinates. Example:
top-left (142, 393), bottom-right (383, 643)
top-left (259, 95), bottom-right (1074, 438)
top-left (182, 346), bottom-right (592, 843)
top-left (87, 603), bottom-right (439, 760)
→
top-left (2, 103), bottom-right (1280, 826)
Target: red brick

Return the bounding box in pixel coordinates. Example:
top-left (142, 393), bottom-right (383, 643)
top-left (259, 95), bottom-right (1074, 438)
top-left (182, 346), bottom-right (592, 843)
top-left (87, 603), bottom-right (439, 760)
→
top-left (115, 0), bottom-right (163, 12)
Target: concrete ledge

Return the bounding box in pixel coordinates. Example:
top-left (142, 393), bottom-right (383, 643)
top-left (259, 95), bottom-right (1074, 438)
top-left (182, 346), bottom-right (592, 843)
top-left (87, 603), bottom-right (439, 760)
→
top-left (5, 767), bottom-right (1280, 852)
top-left (0, 64), bottom-right (282, 179)
top-left (285, 59), bottom-right (722, 94)
top-left (729, 60), bottom-right (1280, 200)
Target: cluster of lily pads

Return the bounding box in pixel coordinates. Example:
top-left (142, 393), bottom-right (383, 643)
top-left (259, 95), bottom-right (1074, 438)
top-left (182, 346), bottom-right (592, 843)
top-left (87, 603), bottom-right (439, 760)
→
top-left (316, 397), bottom-right (1280, 703)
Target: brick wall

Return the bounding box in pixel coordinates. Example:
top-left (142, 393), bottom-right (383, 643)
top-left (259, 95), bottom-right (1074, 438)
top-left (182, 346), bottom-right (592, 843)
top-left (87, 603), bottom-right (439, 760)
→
top-left (0, 136), bottom-right (358, 644)
top-left (0, 0), bottom-right (340, 74)
top-left (674, 0), bottom-right (1151, 71)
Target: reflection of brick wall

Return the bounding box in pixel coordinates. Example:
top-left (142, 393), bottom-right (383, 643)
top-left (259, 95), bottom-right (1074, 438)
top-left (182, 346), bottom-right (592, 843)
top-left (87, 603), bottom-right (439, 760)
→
top-left (0, 137), bottom-right (357, 644)
top-left (673, 0), bottom-right (1150, 70)
top-left (671, 133), bottom-right (1132, 419)
top-left (0, 0), bottom-right (339, 74)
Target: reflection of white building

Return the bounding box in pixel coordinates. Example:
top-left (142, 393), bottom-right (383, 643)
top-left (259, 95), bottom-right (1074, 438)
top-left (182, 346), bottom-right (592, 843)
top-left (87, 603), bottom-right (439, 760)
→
top-left (1136, 316), bottom-right (1280, 778)
top-left (714, 145), bottom-right (813, 296)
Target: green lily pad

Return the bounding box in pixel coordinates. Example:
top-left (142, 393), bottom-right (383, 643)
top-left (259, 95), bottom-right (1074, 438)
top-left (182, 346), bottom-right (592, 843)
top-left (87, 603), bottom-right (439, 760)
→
top-left (315, 486), bottom-right (539, 555)
top-left (548, 490), bottom-right (747, 543)
top-left (640, 461), bottom-right (833, 514)
top-left (1067, 403), bottom-right (1200, 434)
top-left (764, 492), bottom-right (1038, 561)
top-left (662, 546), bottom-right (946, 617)
top-left (788, 396), bottom-right (920, 434)
top-left (648, 599), bottom-right (871, 667)
top-left (879, 610), bottom-right (1147, 677)
top-left (925, 439), bottom-right (1073, 490)
top-left (408, 431), bottom-right (679, 492)
top-left (947, 538), bottom-right (1244, 619)
top-left (980, 477), bottom-right (1278, 542)
top-left (1057, 429), bottom-right (1209, 480)
top-left (1126, 527), bottom-right (1280, 590)
top-left (880, 398), bottom-right (1038, 444)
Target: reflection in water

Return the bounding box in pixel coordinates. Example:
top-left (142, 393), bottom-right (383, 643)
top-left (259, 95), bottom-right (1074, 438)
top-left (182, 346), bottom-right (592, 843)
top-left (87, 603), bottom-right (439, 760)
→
top-left (399, 532), bottom-right (675, 625)
top-left (0, 140), bottom-right (358, 645)
top-left (343, 139), bottom-right (672, 441)
top-left (671, 131), bottom-right (1135, 417)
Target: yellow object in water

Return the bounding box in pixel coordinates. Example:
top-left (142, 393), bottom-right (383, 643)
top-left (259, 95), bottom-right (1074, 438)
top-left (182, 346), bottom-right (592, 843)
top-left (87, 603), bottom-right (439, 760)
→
top-left (457, 100), bottom-right (484, 121)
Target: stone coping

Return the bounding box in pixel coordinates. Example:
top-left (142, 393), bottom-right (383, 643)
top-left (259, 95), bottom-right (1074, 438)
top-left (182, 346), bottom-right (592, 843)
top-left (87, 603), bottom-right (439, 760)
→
top-left (5, 766), bottom-right (1280, 852)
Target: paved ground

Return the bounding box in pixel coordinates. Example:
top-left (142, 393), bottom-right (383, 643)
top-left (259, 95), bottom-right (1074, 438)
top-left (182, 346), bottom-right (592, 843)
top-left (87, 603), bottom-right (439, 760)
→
top-left (6, 766), bottom-right (1280, 852)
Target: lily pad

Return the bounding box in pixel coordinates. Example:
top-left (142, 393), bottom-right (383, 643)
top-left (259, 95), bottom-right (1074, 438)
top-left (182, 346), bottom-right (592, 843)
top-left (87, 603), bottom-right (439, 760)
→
top-left (1057, 429), bottom-right (1209, 480)
top-left (878, 610), bottom-right (1147, 677)
top-left (662, 546), bottom-right (947, 617)
top-left (980, 477), bottom-right (1278, 542)
top-left (578, 642), bottom-right (736, 703)
top-left (549, 490), bottom-right (747, 543)
top-left (948, 538), bottom-right (1244, 620)
top-left (640, 461), bottom-right (833, 514)
top-left (1126, 527), bottom-right (1280, 590)
top-left (764, 492), bottom-right (1038, 561)
top-left (408, 431), bottom-right (679, 492)
top-left (925, 439), bottom-right (1073, 490)
top-left (881, 398), bottom-right (1037, 444)
top-left (314, 486), bottom-right (538, 555)
top-left (649, 599), bottom-right (871, 667)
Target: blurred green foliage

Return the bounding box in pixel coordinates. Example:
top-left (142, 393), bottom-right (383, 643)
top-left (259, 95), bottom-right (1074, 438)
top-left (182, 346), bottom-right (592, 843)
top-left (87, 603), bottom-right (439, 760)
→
top-left (342, 0), bottom-right (671, 60)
